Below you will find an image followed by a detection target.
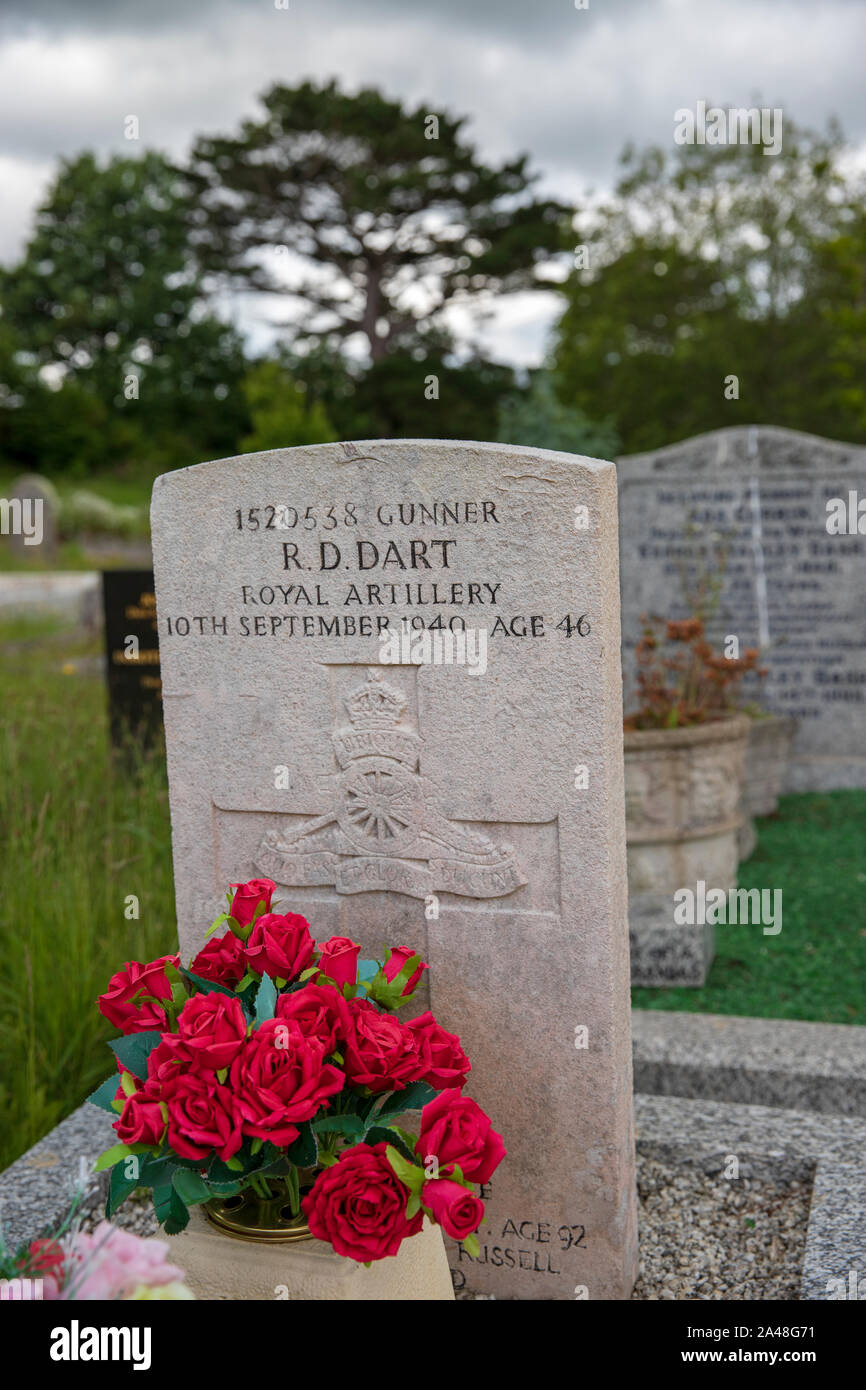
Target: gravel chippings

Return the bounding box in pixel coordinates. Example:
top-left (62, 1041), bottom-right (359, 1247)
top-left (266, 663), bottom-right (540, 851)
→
top-left (84, 1158), bottom-right (812, 1302)
top-left (632, 1155), bottom-right (811, 1301)
top-left (80, 1187), bottom-right (159, 1240)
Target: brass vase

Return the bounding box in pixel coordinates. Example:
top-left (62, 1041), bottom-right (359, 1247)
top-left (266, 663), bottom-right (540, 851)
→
top-left (204, 1182), bottom-right (313, 1243)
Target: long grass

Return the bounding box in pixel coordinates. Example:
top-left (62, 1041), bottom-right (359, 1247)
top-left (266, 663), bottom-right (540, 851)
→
top-left (0, 614), bottom-right (175, 1170)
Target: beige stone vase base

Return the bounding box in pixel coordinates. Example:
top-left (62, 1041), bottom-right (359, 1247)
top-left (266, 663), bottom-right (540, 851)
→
top-left (165, 1208), bottom-right (455, 1301)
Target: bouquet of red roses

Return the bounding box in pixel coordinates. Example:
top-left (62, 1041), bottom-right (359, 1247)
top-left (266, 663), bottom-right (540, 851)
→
top-left (90, 877), bottom-right (505, 1263)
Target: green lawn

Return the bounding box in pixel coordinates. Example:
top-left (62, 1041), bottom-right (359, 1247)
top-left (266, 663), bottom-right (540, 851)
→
top-left (632, 791), bottom-right (866, 1023)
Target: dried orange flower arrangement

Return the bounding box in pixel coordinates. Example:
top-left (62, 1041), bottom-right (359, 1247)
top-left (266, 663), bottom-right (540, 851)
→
top-left (624, 615), bottom-right (767, 732)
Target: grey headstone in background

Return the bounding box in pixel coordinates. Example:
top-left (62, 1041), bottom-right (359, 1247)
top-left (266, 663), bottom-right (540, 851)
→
top-left (151, 438), bottom-right (638, 1300)
top-left (6, 473), bottom-right (59, 558)
top-left (616, 426), bottom-right (866, 792)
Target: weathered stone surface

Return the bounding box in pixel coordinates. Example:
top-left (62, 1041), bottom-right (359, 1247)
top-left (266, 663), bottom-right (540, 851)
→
top-left (633, 1011), bottom-right (866, 1117)
top-left (0, 1103), bottom-right (114, 1252)
top-left (743, 714), bottom-right (798, 816)
top-left (617, 425), bottom-right (866, 792)
top-left (624, 715), bottom-right (749, 986)
top-left (151, 438), bottom-right (638, 1300)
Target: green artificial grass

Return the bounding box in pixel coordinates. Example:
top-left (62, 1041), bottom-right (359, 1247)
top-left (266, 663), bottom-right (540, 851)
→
top-left (632, 791), bottom-right (866, 1023)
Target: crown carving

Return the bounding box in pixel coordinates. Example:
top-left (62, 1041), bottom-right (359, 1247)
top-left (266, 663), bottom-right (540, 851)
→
top-left (344, 670), bottom-right (407, 729)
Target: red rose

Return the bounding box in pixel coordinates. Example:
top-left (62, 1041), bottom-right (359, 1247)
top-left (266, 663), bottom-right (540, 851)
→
top-left (302, 1142), bottom-right (423, 1261)
top-left (244, 912), bottom-right (315, 983)
top-left (176, 993), bottom-right (247, 1071)
top-left (97, 954), bottom-right (179, 1035)
top-left (422, 1178), bottom-right (484, 1240)
top-left (383, 945), bottom-right (428, 997)
top-left (343, 998), bottom-right (422, 1093)
top-left (190, 931), bottom-right (247, 988)
top-left (228, 878), bottom-right (275, 927)
top-left (317, 935), bottom-right (361, 988)
top-left (230, 1017), bottom-right (344, 1145)
top-left (164, 1073), bottom-right (242, 1161)
top-left (407, 1011), bottom-right (470, 1089)
top-left (276, 983), bottom-right (350, 1054)
top-left (22, 1238), bottom-right (66, 1280)
top-left (415, 1091), bottom-right (505, 1183)
top-left (145, 1033), bottom-right (187, 1088)
top-left (114, 1089), bottom-right (167, 1148)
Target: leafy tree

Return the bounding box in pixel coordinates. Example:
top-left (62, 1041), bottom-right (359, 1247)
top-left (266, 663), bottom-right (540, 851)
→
top-left (1, 151), bottom-right (248, 471)
top-left (349, 352), bottom-right (518, 441)
top-left (240, 360), bottom-right (337, 452)
top-left (497, 371), bottom-right (620, 457)
top-left (187, 80), bottom-right (570, 362)
top-left (553, 117), bottom-right (865, 451)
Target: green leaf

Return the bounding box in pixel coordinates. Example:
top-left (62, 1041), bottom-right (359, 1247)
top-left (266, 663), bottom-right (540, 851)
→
top-left (107, 1030), bottom-right (163, 1081)
top-left (367, 952), bottom-right (423, 1011)
top-left (225, 1156), bottom-right (244, 1172)
top-left (375, 1081), bottom-right (439, 1121)
top-left (107, 1161), bottom-right (143, 1217)
top-left (87, 1072), bottom-right (121, 1113)
top-left (286, 1121), bottom-right (317, 1169)
top-left (254, 972), bottom-right (278, 1023)
top-left (384, 1145), bottom-right (425, 1195)
top-left (153, 1181), bottom-right (189, 1233)
top-left (236, 969), bottom-right (258, 992)
top-left (179, 968), bottom-right (236, 998)
top-left (406, 1192), bottom-right (421, 1220)
top-left (390, 1125), bottom-right (419, 1152)
top-left (172, 1168), bottom-right (211, 1206)
top-left (227, 914), bottom-right (253, 943)
top-left (317, 1151), bottom-right (338, 1168)
top-left (250, 1137), bottom-right (263, 1155)
top-left (450, 1163), bottom-right (474, 1191)
top-left (206, 1155), bottom-right (247, 1191)
top-left (119, 1070), bottom-right (138, 1099)
top-left (204, 912), bottom-right (229, 940)
top-left (365, 1126), bottom-right (416, 1163)
top-left (462, 1232), bottom-right (480, 1258)
top-left (311, 1113), bottom-right (364, 1142)
top-left (298, 967), bottom-right (318, 983)
top-left (138, 1153), bottom-right (176, 1188)
top-left (93, 1143), bottom-right (132, 1174)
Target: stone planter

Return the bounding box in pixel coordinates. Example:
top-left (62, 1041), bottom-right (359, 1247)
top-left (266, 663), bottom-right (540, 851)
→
top-left (624, 714), bottom-right (750, 986)
top-left (165, 1207), bottom-right (455, 1301)
top-left (738, 716), bottom-right (798, 859)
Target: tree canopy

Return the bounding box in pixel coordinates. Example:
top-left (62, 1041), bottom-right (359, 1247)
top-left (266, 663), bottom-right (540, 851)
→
top-left (553, 117), bottom-right (866, 452)
top-left (187, 79), bottom-right (569, 362)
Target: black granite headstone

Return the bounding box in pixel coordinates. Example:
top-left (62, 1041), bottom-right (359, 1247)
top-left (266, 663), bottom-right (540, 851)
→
top-left (101, 569), bottom-right (162, 745)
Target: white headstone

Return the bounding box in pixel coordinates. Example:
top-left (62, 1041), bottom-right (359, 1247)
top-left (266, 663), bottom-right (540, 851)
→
top-left (151, 438), bottom-right (638, 1299)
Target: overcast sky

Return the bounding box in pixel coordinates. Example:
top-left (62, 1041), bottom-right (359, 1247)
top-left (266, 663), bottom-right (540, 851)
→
top-left (2, 0), bottom-right (865, 364)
